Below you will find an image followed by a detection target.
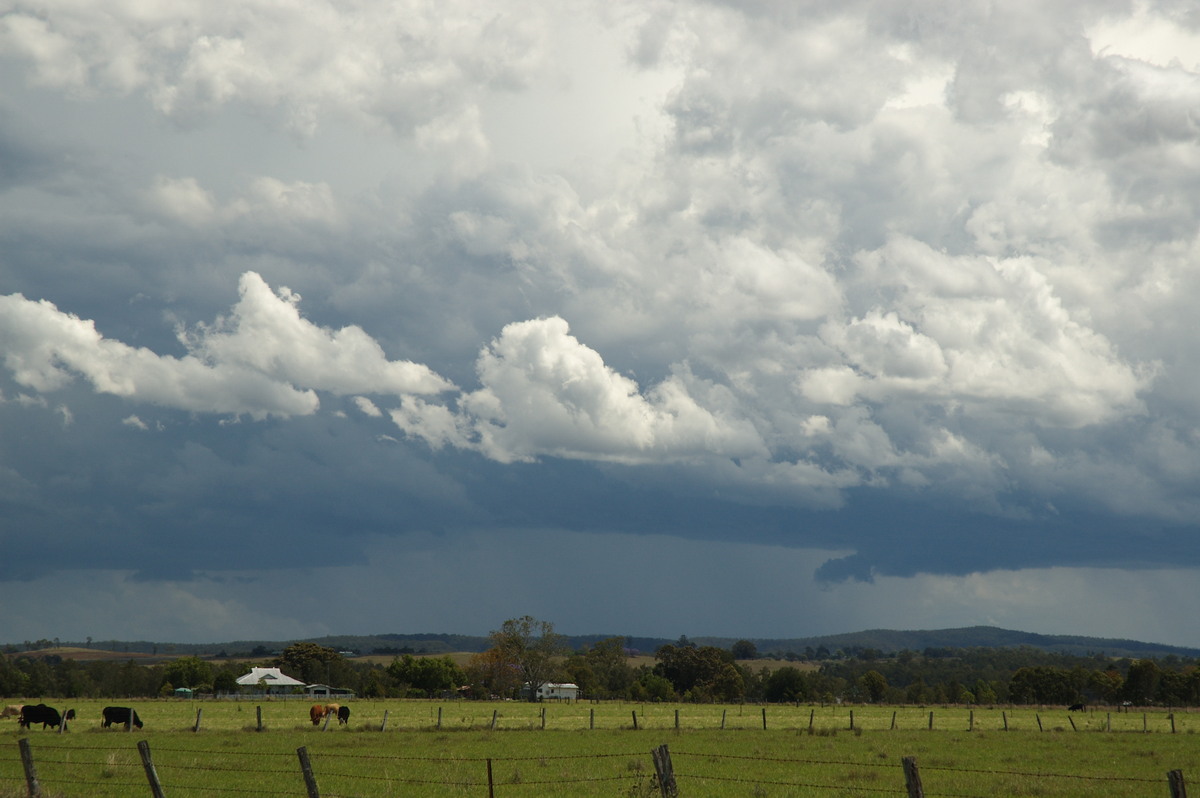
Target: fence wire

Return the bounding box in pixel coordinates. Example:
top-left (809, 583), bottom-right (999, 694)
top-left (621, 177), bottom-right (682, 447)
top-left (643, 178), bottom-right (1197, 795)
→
top-left (5, 734), bottom-right (1190, 797)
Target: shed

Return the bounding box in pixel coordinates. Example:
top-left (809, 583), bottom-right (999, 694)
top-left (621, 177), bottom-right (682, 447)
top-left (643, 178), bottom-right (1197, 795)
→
top-left (535, 682), bottom-right (580, 701)
top-left (305, 684), bottom-right (357, 698)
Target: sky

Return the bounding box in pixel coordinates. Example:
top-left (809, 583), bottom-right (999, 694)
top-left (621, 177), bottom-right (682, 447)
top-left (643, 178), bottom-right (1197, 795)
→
top-left (2, 0), bottom-right (1200, 649)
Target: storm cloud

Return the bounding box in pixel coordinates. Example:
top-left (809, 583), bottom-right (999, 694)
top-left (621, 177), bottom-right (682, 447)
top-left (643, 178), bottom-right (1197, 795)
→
top-left (1, 0), bottom-right (1199, 646)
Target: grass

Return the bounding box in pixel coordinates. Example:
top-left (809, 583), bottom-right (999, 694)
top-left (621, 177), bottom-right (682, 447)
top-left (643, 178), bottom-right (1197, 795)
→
top-left (2, 701), bottom-right (1196, 797)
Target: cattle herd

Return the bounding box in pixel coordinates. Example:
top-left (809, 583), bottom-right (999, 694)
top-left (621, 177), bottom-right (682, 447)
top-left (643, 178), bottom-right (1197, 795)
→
top-left (309, 702), bottom-right (350, 726)
top-left (3, 704), bottom-right (140, 730)
top-left (6, 702), bottom-right (352, 730)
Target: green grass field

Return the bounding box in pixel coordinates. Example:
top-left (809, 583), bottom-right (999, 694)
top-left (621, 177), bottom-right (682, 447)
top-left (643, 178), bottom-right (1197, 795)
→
top-left (2, 700), bottom-right (1197, 797)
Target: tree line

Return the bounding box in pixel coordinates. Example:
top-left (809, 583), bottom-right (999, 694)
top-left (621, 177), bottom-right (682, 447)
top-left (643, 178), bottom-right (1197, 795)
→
top-left (3, 618), bottom-right (1199, 706)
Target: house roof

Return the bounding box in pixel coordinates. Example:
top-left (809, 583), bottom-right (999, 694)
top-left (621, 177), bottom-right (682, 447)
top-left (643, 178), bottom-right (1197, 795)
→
top-left (235, 667), bottom-right (306, 687)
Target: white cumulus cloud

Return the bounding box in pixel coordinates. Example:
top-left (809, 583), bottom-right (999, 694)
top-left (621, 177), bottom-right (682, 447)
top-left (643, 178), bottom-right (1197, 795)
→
top-left (0, 272), bottom-right (454, 420)
top-left (412, 316), bottom-right (771, 464)
top-left (0, 292), bottom-right (319, 419)
top-left (185, 272), bottom-right (455, 398)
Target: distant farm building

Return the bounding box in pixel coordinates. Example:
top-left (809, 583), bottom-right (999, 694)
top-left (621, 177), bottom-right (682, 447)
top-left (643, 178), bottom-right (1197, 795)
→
top-left (534, 682), bottom-right (579, 701)
top-left (304, 683), bottom-right (356, 698)
top-left (235, 667), bottom-right (306, 694)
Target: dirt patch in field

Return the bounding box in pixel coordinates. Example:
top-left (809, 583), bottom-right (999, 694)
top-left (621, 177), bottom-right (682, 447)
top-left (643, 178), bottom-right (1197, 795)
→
top-left (4, 647), bottom-right (165, 662)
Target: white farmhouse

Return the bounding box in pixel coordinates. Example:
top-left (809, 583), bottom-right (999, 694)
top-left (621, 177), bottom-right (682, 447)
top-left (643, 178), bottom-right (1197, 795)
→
top-left (235, 667), bottom-right (306, 694)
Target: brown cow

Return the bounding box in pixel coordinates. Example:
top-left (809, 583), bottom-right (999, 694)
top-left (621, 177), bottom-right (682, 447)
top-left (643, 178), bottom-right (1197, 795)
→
top-left (309, 704), bottom-right (327, 726)
top-left (1, 704), bottom-right (23, 718)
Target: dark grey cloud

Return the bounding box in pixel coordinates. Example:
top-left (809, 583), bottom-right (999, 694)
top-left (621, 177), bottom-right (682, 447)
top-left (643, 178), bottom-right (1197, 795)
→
top-left (1, 0), bottom-right (1199, 646)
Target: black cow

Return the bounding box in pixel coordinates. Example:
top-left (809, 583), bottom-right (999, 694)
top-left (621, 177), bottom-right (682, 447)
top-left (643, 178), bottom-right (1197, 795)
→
top-left (102, 706), bottom-right (143, 729)
top-left (1068, 703), bottom-right (1086, 712)
top-left (18, 704), bottom-right (61, 730)
top-left (337, 705), bottom-right (350, 725)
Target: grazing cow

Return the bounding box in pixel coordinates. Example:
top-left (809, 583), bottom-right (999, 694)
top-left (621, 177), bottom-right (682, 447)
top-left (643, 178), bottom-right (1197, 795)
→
top-left (324, 704), bottom-right (340, 725)
top-left (18, 704), bottom-right (62, 730)
top-left (309, 704), bottom-right (327, 726)
top-left (1068, 703), bottom-right (1086, 712)
top-left (101, 706), bottom-right (143, 729)
top-left (2, 704), bottom-right (23, 718)
top-left (337, 705), bottom-right (350, 725)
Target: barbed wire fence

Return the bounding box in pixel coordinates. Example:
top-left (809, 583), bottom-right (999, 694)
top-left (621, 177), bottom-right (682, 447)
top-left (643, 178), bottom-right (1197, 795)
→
top-left (2, 737), bottom-right (1191, 798)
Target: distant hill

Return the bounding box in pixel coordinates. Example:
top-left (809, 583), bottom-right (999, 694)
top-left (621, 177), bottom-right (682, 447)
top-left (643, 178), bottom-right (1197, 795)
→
top-left (728, 626), bottom-right (1200, 660)
top-left (7, 626), bottom-right (1197, 661)
top-left (592, 626), bottom-right (1200, 659)
top-left (1, 646), bottom-right (166, 663)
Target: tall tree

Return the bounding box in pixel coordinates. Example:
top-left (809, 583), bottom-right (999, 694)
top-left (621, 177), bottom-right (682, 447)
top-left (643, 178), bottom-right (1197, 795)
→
top-left (275, 642), bottom-right (344, 684)
top-left (387, 655), bottom-right (464, 697)
top-left (162, 656), bottom-right (214, 689)
top-left (764, 666), bottom-right (808, 702)
top-left (654, 644), bottom-right (735, 698)
top-left (465, 646), bottom-right (524, 699)
top-left (710, 663), bottom-right (746, 702)
top-left (1124, 660), bottom-right (1161, 705)
top-left (488, 616), bottom-right (568, 701)
top-left (731, 640), bottom-right (758, 660)
top-left (583, 637), bottom-right (636, 698)
top-left (859, 670), bottom-right (889, 703)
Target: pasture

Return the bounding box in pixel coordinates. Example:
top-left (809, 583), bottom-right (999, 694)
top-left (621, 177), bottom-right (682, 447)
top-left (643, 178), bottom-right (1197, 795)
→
top-left (2, 700), bottom-right (1197, 797)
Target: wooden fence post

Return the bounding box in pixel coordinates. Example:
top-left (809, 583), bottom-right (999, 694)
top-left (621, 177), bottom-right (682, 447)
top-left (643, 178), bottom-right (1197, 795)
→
top-left (762, 707), bottom-right (767, 730)
top-left (969, 710), bottom-right (973, 732)
top-left (257, 705), bottom-right (264, 732)
top-left (194, 708), bottom-right (203, 732)
top-left (590, 708), bottom-right (594, 730)
top-left (486, 758), bottom-right (495, 798)
top-left (1068, 715), bottom-right (1076, 731)
top-left (380, 710), bottom-right (388, 733)
top-left (541, 707), bottom-right (546, 730)
top-left (651, 744), bottom-right (678, 798)
top-left (809, 708), bottom-right (814, 732)
top-left (1170, 713), bottom-right (1177, 734)
top-left (674, 709), bottom-right (679, 730)
top-left (1002, 711), bottom-right (1008, 731)
top-left (18, 738), bottom-right (41, 798)
top-left (297, 746), bottom-right (320, 798)
top-left (437, 706), bottom-right (442, 730)
top-left (891, 710), bottom-right (897, 730)
top-left (1167, 769), bottom-right (1187, 798)
top-left (928, 711), bottom-right (933, 730)
top-left (849, 710), bottom-right (855, 731)
top-left (721, 709), bottom-right (726, 730)
top-left (632, 710), bottom-right (639, 730)
top-left (138, 740), bottom-right (167, 798)
top-left (322, 710), bottom-right (332, 731)
top-left (1036, 714), bottom-right (1043, 732)
top-left (902, 756), bottom-right (924, 798)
